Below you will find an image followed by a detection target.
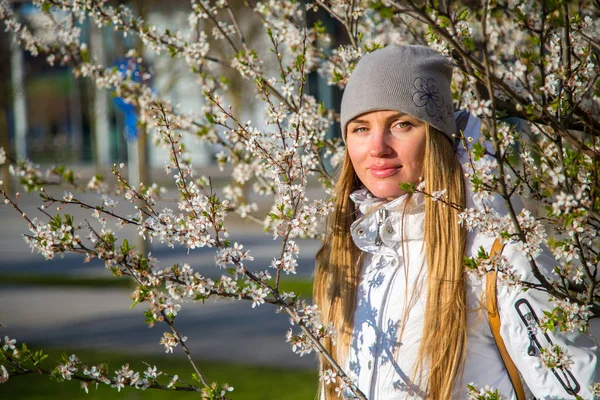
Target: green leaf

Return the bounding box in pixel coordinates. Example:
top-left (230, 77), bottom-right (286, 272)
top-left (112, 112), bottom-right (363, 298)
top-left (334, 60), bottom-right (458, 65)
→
top-left (312, 20), bottom-right (326, 34)
top-left (332, 70), bottom-right (343, 83)
top-left (364, 42), bottom-right (383, 52)
top-left (32, 350), bottom-right (48, 366)
top-left (398, 182), bottom-right (415, 192)
top-left (64, 214), bottom-right (74, 226)
top-left (463, 256), bottom-right (477, 270)
top-left (120, 239), bottom-right (131, 254)
top-left (477, 246), bottom-right (488, 259)
top-left (143, 309), bottom-right (158, 325)
top-left (472, 142), bottom-right (486, 161)
top-left (193, 294), bottom-right (209, 302)
top-left (462, 37), bottom-right (476, 52)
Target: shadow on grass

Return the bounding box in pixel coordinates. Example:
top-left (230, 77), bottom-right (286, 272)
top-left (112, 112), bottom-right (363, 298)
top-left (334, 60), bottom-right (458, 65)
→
top-left (0, 348), bottom-right (319, 400)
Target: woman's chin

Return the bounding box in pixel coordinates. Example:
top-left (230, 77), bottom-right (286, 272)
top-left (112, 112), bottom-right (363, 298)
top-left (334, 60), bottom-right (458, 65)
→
top-left (369, 186), bottom-right (407, 199)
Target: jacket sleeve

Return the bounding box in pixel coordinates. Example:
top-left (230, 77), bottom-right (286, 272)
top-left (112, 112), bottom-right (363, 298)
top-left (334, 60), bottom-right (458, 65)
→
top-left (496, 242), bottom-right (600, 399)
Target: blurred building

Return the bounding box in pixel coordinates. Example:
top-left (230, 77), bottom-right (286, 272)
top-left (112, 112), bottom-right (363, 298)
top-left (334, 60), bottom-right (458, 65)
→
top-left (2, 0), bottom-right (344, 171)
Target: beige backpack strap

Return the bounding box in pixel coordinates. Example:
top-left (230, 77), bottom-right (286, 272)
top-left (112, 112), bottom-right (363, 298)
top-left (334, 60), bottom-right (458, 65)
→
top-left (486, 239), bottom-right (526, 400)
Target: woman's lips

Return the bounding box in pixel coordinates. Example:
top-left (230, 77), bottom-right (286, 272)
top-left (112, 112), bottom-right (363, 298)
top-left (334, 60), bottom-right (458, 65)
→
top-left (369, 166), bottom-right (401, 178)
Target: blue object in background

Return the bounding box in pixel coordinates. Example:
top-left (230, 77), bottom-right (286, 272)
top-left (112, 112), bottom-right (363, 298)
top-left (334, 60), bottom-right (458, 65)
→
top-left (112, 58), bottom-right (144, 141)
top-left (113, 95), bottom-right (139, 141)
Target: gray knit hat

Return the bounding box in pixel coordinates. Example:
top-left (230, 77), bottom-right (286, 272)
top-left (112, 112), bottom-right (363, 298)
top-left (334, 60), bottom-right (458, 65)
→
top-left (340, 44), bottom-right (457, 141)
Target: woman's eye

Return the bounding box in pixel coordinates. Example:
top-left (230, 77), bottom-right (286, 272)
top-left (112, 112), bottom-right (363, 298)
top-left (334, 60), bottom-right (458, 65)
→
top-left (393, 121), bottom-right (412, 129)
top-left (352, 126), bottom-right (368, 133)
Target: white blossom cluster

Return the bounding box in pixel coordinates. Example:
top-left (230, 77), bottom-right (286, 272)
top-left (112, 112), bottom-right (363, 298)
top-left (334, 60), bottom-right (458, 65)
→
top-left (430, 189), bottom-right (447, 202)
top-left (35, 0), bottom-right (211, 70)
top-left (215, 242), bottom-right (254, 275)
top-left (163, 264), bottom-right (216, 301)
top-left (459, 205), bottom-right (549, 263)
top-left (244, 283), bottom-right (270, 308)
top-left (8, 160), bottom-right (43, 192)
top-left (2, 335), bottom-right (17, 356)
top-left (540, 344), bottom-right (574, 370)
top-left (254, 0), bottom-right (322, 71)
top-left (23, 216), bottom-right (82, 260)
top-left (270, 240), bottom-right (300, 275)
top-left (591, 382), bottom-right (600, 397)
top-left (319, 367), bottom-right (359, 398)
top-left (286, 302), bottom-right (335, 357)
top-left (539, 298), bottom-right (593, 333)
top-left (0, 336), bottom-right (18, 384)
top-left (458, 207), bottom-right (508, 236)
top-left (231, 50), bottom-right (263, 80)
top-left (313, 0), bottom-right (424, 89)
top-left (141, 204), bottom-right (219, 249)
top-left (466, 382), bottom-right (507, 400)
top-left (0, 338), bottom-right (173, 394)
top-left (551, 187), bottom-right (591, 218)
top-left (78, 361), bottom-right (163, 392)
top-left (56, 354), bottom-right (81, 381)
top-left (0, 365), bottom-right (7, 384)
top-left (317, 45), bottom-right (363, 87)
top-left (514, 210), bottom-right (547, 259)
top-left (159, 332), bottom-right (187, 354)
top-left (465, 249), bottom-right (522, 289)
top-left (323, 142), bottom-right (346, 168)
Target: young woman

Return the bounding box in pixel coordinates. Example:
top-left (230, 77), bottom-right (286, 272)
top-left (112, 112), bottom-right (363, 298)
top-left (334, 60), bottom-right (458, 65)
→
top-left (314, 44), bottom-right (599, 399)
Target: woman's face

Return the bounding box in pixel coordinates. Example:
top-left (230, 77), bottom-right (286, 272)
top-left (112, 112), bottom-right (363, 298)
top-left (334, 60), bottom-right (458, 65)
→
top-left (346, 110), bottom-right (427, 199)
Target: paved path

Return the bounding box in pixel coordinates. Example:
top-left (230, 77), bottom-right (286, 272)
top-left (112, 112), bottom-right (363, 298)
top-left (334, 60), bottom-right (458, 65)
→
top-left (0, 286), bottom-right (318, 370)
top-left (0, 186), bottom-right (323, 370)
top-left (0, 189), bottom-right (322, 279)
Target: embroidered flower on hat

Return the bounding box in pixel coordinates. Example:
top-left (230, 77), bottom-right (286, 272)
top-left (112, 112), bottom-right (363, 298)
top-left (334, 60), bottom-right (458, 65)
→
top-left (434, 108), bottom-right (447, 124)
top-left (412, 77), bottom-right (445, 118)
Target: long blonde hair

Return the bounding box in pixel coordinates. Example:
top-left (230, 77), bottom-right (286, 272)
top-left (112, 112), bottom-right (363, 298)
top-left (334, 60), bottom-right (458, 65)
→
top-left (314, 125), bottom-right (467, 399)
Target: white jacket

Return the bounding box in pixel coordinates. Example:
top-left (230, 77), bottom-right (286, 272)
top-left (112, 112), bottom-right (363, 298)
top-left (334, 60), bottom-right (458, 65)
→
top-left (342, 115), bottom-right (600, 399)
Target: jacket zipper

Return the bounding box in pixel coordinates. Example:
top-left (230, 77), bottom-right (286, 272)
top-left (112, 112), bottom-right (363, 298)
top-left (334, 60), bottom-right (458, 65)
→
top-left (374, 208), bottom-right (388, 247)
top-left (370, 207), bottom-right (397, 399)
top-left (514, 298), bottom-right (581, 396)
top-left (523, 311), bottom-right (537, 356)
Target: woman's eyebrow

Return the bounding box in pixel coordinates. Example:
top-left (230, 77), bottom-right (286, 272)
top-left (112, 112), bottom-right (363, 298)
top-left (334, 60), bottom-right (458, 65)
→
top-left (348, 118), bottom-right (369, 125)
top-left (349, 113), bottom-right (408, 125)
top-left (385, 113), bottom-right (408, 122)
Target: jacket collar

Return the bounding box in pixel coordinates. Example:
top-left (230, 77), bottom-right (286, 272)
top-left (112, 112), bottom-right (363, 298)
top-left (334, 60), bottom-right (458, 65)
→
top-left (349, 188), bottom-right (425, 255)
top-left (349, 187), bottom-right (425, 215)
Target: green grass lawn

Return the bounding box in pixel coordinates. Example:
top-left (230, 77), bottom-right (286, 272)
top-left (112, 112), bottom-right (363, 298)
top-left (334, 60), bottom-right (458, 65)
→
top-left (1, 276), bottom-right (316, 398)
top-left (0, 348), bottom-right (319, 400)
top-left (0, 274), bottom-right (314, 300)
top-left (0, 274), bottom-right (133, 288)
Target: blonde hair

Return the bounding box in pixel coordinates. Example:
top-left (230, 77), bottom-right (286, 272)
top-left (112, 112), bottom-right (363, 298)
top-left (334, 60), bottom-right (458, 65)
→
top-left (314, 125), bottom-right (467, 399)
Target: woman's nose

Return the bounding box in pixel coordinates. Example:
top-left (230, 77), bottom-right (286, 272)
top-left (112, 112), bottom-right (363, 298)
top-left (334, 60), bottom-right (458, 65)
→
top-left (369, 129), bottom-right (392, 157)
